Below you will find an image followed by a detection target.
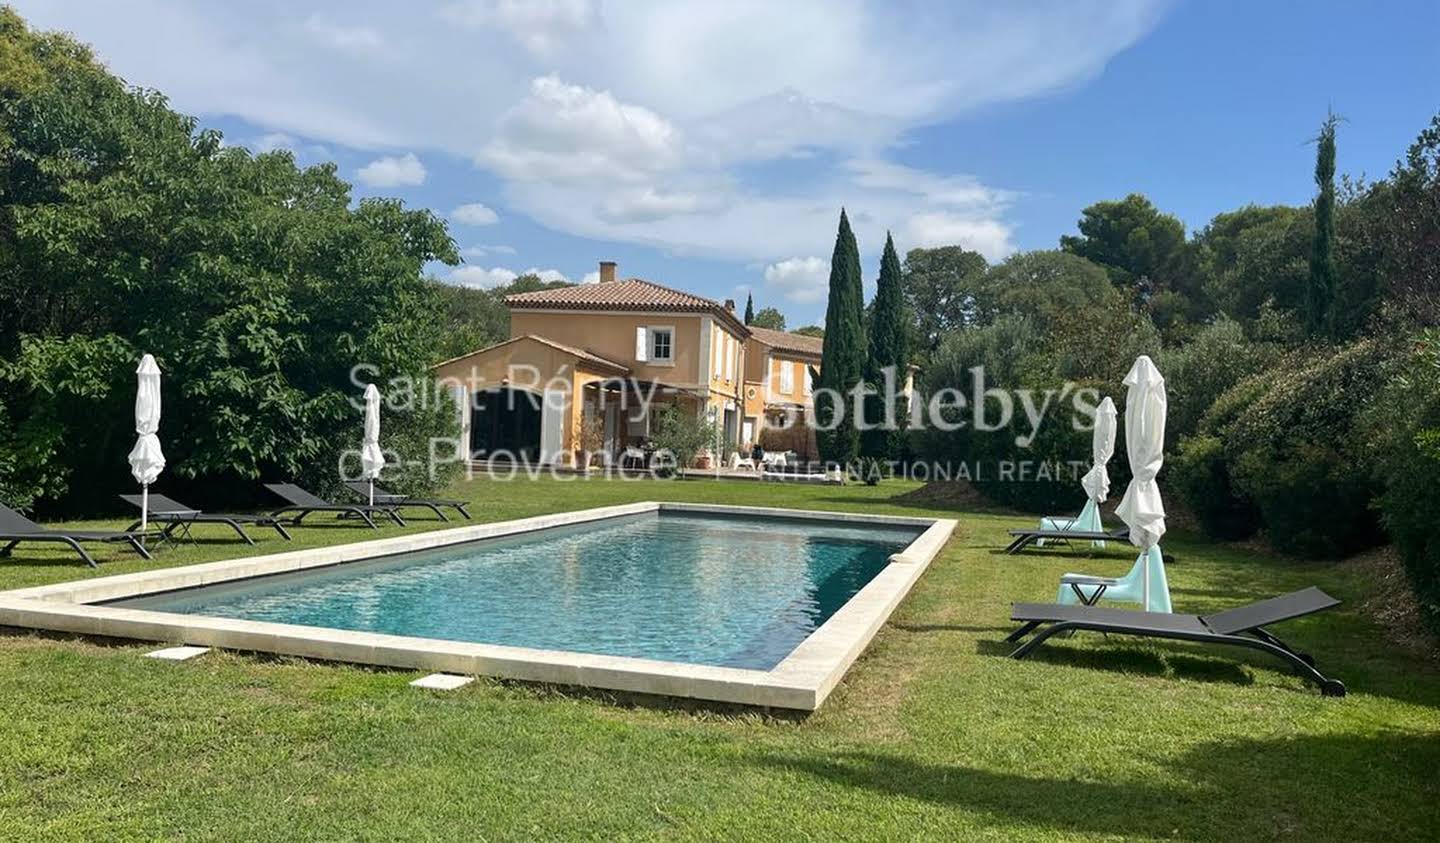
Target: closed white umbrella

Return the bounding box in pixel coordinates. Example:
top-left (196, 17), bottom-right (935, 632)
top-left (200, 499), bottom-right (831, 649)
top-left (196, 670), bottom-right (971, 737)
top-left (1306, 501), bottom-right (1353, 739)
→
top-left (1114, 355), bottom-right (1168, 608)
top-left (126, 354), bottom-right (166, 540)
top-left (1081, 397), bottom-right (1118, 501)
top-left (360, 384), bottom-right (385, 505)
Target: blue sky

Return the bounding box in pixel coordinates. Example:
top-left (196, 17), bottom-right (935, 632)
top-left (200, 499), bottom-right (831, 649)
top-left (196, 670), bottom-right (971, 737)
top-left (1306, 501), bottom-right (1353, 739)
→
top-left (15, 1), bottom-right (1439, 326)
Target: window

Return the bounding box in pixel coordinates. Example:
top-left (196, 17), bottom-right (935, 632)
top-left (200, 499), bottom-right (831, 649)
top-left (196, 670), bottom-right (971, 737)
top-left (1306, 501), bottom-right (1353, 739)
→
top-left (725, 335), bottom-right (735, 381)
top-left (803, 366), bottom-right (813, 395)
top-left (650, 327), bottom-right (673, 362)
top-left (779, 360), bottom-right (795, 394)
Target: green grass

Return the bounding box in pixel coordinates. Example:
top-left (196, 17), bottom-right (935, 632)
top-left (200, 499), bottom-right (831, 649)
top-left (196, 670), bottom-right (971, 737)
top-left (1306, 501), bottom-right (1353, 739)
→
top-left (2, 477), bottom-right (1437, 841)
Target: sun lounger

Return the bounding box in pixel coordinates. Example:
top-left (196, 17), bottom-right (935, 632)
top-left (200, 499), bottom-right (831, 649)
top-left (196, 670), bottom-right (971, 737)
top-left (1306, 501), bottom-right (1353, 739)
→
top-left (0, 502), bottom-right (153, 568)
top-left (1005, 586), bottom-right (1346, 696)
top-left (342, 481), bottom-right (470, 521)
top-left (263, 483), bottom-right (405, 529)
top-left (120, 493), bottom-right (292, 544)
top-left (1004, 526), bottom-right (1129, 555)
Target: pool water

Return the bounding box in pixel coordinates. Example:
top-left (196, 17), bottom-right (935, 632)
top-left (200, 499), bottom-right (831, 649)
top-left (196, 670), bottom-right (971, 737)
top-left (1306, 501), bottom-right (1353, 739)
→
top-left (115, 512), bottom-right (921, 670)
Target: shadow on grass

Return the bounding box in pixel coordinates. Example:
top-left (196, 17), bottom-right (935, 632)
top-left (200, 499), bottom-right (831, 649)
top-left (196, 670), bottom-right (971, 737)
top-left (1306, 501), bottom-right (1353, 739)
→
top-left (749, 732), bottom-right (1440, 840)
top-left (975, 637), bottom-right (1255, 687)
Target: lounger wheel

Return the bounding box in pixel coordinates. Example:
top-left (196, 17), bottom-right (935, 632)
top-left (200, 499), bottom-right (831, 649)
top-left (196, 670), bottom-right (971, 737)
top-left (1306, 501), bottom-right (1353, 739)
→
top-left (1321, 679), bottom-right (1346, 698)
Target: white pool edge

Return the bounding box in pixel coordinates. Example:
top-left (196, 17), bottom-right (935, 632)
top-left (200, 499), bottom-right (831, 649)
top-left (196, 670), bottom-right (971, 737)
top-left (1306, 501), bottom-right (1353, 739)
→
top-left (0, 502), bottom-right (956, 711)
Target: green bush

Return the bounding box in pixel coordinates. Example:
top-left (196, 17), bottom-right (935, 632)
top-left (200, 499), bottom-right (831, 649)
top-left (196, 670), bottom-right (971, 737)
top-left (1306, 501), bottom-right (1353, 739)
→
top-left (1159, 316), bottom-right (1281, 443)
top-left (1171, 434), bottom-right (1260, 539)
top-left (1366, 331), bottom-right (1440, 631)
top-left (1223, 340), bottom-right (1396, 557)
top-left (1169, 371), bottom-right (1271, 539)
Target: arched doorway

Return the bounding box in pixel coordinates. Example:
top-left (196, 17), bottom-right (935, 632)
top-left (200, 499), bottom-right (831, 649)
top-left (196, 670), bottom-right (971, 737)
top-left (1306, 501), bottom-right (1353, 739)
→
top-left (470, 387), bottom-right (543, 461)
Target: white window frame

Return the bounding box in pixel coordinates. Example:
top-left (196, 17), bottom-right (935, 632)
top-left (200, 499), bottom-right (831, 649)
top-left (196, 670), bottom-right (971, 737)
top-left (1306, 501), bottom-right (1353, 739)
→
top-left (647, 324), bottom-right (675, 365)
top-left (803, 365), bottom-right (813, 395)
top-left (779, 360), bottom-right (795, 394)
top-left (724, 335), bottom-right (735, 382)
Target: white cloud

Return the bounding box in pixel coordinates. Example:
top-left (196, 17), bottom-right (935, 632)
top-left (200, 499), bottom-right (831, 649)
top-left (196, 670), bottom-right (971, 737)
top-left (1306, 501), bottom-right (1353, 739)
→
top-left (251, 132), bottom-right (296, 153)
top-left (451, 202), bottom-right (500, 226)
top-left (14, 0), bottom-right (1166, 264)
top-left (524, 267), bottom-right (571, 283)
top-left (355, 152), bottom-right (427, 187)
top-left (462, 244), bottom-right (517, 257)
top-left (479, 75), bottom-right (683, 185)
top-left (439, 0), bottom-right (600, 57)
top-left (580, 270), bottom-right (600, 284)
top-left (448, 266), bottom-right (518, 288)
top-left (304, 14), bottom-right (384, 54)
top-left (904, 213), bottom-right (1015, 261)
top-left (763, 256), bottom-right (830, 304)
top-left (448, 264), bottom-right (573, 288)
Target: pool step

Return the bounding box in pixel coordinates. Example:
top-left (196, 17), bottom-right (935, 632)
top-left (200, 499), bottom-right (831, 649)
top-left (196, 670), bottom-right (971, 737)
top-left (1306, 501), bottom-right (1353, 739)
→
top-left (145, 645), bottom-right (212, 661)
top-left (410, 673), bottom-right (474, 691)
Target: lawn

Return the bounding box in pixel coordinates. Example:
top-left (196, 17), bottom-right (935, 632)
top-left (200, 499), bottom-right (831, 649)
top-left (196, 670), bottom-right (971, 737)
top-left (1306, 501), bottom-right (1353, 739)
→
top-left (1, 476), bottom-right (1437, 841)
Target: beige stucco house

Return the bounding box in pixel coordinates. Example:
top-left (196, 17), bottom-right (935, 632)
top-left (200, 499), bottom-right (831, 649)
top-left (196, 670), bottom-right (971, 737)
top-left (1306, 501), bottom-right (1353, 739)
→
top-left (434, 261), bottom-right (803, 466)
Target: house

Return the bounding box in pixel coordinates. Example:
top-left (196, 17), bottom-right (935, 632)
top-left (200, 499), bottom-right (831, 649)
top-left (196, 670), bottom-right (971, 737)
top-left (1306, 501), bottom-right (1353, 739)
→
top-left (743, 326), bottom-right (822, 460)
top-left (434, 261), bottom-right (758, 466)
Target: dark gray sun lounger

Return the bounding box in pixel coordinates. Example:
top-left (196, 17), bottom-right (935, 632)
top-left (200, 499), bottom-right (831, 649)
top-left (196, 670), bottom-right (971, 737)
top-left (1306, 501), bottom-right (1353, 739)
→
top-left (120, 493), bottom-right (292, 544)
top-left (0, 502), bottom-right (153, 568)
top-left (1004, 526), bottom-right (1129, 554)
top-left (1006, 587), bottom-right (1346, 696)
top-left (263, 483), bottom-right (405, 529)
top-left (343, 481), bottom-right (471, 521)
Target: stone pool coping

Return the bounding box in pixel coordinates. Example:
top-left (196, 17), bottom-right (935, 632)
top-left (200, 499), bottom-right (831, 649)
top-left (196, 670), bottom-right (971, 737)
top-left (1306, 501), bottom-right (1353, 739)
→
top-left (0, 502), bottom-right (956, 711)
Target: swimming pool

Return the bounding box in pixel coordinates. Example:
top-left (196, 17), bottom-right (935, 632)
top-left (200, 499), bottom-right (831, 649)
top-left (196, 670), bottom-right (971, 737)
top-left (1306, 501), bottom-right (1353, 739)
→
top-left (114, 512), bottom-right (921, 670)
top-left (0, 503), bottom-right (956, 710)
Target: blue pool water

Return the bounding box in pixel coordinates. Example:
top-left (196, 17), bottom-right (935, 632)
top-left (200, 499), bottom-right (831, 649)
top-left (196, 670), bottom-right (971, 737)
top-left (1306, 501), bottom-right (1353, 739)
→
top-left (115, 513), bottom-right (921, 670)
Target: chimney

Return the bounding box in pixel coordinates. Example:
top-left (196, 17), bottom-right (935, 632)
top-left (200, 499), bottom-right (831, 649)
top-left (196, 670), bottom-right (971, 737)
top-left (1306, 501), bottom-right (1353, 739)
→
top-left (724, 298), bottom-right (735, 311)
top-left (598, 260), bottom-right (617, 284)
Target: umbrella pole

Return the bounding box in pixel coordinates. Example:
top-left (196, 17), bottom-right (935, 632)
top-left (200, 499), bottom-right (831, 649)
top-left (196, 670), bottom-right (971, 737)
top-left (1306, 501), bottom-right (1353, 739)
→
top-left (369, 478), bottom-right (374, 507)
top-left (1143, 546), bottom-right (1151, 610)
top-left (141, 483), bottom-right (149, 548)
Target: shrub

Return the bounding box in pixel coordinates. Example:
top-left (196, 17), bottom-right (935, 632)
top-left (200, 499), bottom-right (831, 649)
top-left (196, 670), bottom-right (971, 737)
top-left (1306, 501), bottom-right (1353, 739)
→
top-left (1171, 434), bottom-right (1261, 539)
top-left (1223, 340), bottom-right (1396, 557)
top-left (1159, 316), bottom-right (1282, 443)
top-left (650, 404), bottom-right (717, 477)
top-left (1365, 331), bottom-right (1440, 630)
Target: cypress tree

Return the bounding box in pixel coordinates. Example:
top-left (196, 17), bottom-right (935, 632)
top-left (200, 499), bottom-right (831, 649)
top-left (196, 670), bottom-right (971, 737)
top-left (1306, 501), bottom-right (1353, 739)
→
top-left (1307, 112), bottom-right (1339, 337)
top-left (862, 232), bottom-right (908, 460)
top-left (744, 292), bottom-right (754, 325)
top-left (816, 208), bottom-right (865, 465)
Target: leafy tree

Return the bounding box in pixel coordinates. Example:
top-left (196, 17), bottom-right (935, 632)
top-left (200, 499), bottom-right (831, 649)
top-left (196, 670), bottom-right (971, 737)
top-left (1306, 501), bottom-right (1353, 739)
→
top-left (1194, 205), bottom-right (1312, 324)
top-left (1362, 111), bottom-right (1440, 328)
top-left (794, 325), bottom-right (825, 338)
top-left (815, 209), bottom-right (865, 465)
top-left (0, 10), bottom-right (460, 513)
top-left (899, 245), bottom-right (988, 353)
top-left (977, 250), bottom-right (1118, 327)
top-left (743, 293), bottom-right (754, 325)
top-left (1060, 193), bottom-right (1195, 311)
top-left (862, 233), bottom-right (908, 459)
top-left (750, 307), bottom-right (786, 330)
top-left (432, 273), bottom-right (571, 361)
top-left (1308, 112), bottom-right (1340, 337)
top-left (649, 404), bottom-right (717, 477)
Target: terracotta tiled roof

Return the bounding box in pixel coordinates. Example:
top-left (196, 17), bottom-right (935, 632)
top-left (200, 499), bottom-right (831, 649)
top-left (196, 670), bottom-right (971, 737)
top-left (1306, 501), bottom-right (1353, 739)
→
top-left (505, 278), bottom-right (749, 334)
top-left (747, 326), bottom-right (823, 358)
top-left (431, 334), bottom-right (630, 375)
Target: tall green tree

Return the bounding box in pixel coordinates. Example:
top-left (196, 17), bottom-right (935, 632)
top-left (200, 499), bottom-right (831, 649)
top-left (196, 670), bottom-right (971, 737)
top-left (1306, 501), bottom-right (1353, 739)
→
top-left (750, 307), bottom-right (786, 330)
top-left (900, 245), bottom-right (988, 354)
top-left (1307, 112), bottom-right (1340, 337)
top-left (0, 9), bottom-right (460, 513)
top-left (1060, 194), bottom-right (1196, 318)
top-left (815, 209), bottom-right (865, 465)
top-left (743, 292), bottom-right (755, 325)
top-left (863, 233), bottom-right (908, 459)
